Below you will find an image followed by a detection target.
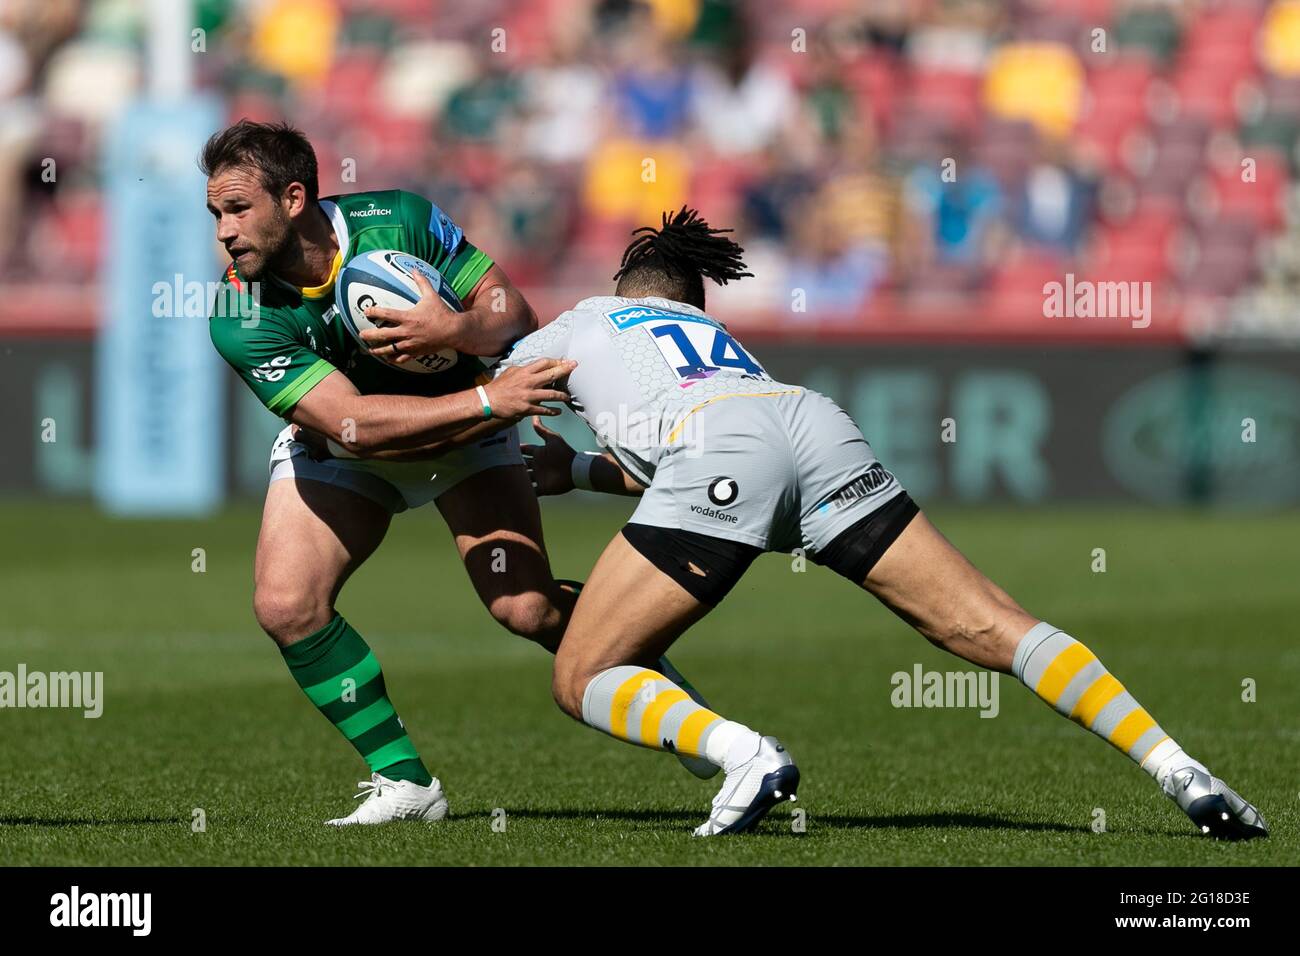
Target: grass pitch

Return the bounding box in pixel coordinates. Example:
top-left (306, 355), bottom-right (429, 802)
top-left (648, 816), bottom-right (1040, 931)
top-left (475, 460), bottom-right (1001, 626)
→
top-left (0, 498), bottom-right (1295, 866)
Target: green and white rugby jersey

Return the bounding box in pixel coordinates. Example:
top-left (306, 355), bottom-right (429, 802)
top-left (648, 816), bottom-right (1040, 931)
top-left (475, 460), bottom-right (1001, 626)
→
top-left (209, 189), bottom-right (495, 418)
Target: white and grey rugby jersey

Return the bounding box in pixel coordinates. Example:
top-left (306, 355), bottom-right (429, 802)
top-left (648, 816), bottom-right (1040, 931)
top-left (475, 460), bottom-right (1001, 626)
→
top-left (498, 295), bottom-right (797, 485)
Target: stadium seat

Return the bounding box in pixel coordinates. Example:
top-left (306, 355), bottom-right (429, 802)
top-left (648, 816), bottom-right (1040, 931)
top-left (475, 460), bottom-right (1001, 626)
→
top-left (41, 192), bottom-right (102, 281)
top-left (1082, 58), bottom-right (1155, 139)
top-left (1133, 118), bottom-right (1210, 197)
top-left (1089, 221), bottom-right (1175, 284)
top-left (1042, 0), bottom-right (1115, 25)
top-left (974, 119), bottom-right (1038, 188)
top-left (224, 90), bottom-right (286, 125)
top-left (1201, 155), bottom-right (1289, 231)
top-left (905, 69), bottom-right (984, 133)
top-left (843, 55), bottom-right (901, 131)
top-left (1179, 221), bottom-right (1261, 296)
top-left (1181, 261), bottom-right (1256, 298)
top-left (1074, 110), bottom-right (1147, 170)
top-left (987, 253), bottom-right (1071, 323)
top-left (319, 53), bottom-right (384, 124)
top-left (1261, 74), bottom-right (1300, 118)
top-left (1171, 67), bottom-right (1254, 126)
top-left (886, 111), bottom-right (953, 163)
top-left (1183, 13), bottom-right (1261, 51)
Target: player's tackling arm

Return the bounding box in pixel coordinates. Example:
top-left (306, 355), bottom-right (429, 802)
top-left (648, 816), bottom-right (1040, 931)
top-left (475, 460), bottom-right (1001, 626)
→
top-left (289, 359), bottom-right (575, 456)
top-left (522, 418), bottom-right (646, 497)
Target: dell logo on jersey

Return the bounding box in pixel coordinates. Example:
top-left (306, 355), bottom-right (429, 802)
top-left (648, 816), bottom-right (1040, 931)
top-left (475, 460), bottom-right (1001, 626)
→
top-left (707, 477), bottom-right (739, 506)
top-left (605, 304), bottom-right (720, 332)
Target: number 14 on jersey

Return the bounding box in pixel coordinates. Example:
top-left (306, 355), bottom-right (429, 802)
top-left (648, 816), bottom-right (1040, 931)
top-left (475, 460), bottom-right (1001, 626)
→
top-left (649, 321), bottom-right (767, 381)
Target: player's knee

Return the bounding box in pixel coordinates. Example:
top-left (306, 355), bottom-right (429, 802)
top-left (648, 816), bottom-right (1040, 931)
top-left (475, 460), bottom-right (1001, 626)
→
top-left (253, 585), bottom-right (332, 645)
top-left (548, 671), bottom-right (585, 723)
top-left (550, 660), bottom-right (587, 721)
top-left (488, 590), bottom-right (559, 644)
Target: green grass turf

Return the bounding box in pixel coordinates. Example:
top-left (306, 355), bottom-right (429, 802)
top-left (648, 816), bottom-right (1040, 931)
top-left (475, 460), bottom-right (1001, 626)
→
top-left (0, 497), bottom-right (1295, 866)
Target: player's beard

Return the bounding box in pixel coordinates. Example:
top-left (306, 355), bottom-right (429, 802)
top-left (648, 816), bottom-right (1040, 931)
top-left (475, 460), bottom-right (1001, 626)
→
top-left (236, 205), bottom-right (294, 283)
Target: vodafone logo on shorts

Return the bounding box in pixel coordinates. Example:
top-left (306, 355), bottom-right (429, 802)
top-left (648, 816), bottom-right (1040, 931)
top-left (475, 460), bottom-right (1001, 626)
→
top-left (707, 477), bottom-right (739, 506)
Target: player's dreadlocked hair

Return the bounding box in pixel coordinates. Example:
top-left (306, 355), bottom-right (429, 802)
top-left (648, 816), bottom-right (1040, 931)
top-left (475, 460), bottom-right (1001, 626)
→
top-left (613, 206), bottom-right (753, 309)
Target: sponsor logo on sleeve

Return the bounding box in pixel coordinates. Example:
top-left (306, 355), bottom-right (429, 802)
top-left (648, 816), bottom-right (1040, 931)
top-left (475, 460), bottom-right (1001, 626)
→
top-left (820, 463), bottom-right (894, 511)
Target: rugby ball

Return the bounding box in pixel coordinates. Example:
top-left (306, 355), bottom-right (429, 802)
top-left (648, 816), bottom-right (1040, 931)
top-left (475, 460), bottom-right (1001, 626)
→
top-left (335, 249), bottom-right (462, 374)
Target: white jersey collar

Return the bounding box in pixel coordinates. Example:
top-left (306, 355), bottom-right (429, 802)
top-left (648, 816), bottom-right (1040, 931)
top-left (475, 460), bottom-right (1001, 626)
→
top-left (572, 295), bottom-right (711, 319)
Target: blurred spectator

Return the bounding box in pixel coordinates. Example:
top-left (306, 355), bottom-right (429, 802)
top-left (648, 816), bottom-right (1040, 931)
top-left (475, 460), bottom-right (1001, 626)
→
top-left (443, 58), bottom-right (522, 143)
top-left (689, 28), bottom-right (795, 156)
top-left (906, 0), bottom-right (999, 72)
top-left (1007, 139), bottom-right (1097, 254)
top-left (1112, 2), bottom-right (1182, 64)
top-left (0, 0), bottom-right (1295, 340)
top-left (583, 136), bottom-right (690, 225)
top-left (1261, 0), bottom-right (1300, 77)
top-left (740, 139), bottom-right (818, 241)
top-left (42, 39), bottom-right (139, 126)
top-left (520, 27), bottom-right (603, 165)
top-left (904, 141), bottom-right (1004, 266)
top-left (786, 201), bottom-right (889, 318)
top-left (983, 40), bottom-right (1084, 139)
top-left (250, 0), bottom-right (339, 88)
top-left (608, 7), bottom-right (693, 140)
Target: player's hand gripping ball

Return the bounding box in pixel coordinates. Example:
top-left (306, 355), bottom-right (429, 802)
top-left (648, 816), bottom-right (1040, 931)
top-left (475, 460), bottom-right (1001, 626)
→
top-left (336, 250), bottom-right (462, 373)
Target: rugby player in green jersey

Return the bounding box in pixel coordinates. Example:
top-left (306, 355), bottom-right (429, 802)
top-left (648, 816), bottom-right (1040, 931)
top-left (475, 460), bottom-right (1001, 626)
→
top-left (203, 121), bottom-right (714, 825)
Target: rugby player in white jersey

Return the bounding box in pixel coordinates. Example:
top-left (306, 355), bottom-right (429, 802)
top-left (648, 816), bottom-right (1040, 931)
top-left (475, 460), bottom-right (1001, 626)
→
top-left (493, 208), bottom-right (1269, 839)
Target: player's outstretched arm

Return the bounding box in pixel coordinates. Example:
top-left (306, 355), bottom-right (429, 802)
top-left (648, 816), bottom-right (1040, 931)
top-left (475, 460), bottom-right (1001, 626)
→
top-left (359, 264), bottom-right (537, 360)
top-left (522, 417), bottom-right (645, 497)
top-left (289, 359), bottom-right (574, 456)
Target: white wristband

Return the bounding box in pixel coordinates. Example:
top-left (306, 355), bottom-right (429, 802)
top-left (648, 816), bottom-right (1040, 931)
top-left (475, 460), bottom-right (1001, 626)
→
top-left (475, 385), bottom-right (492, 419)
top-left (570, 451), bottom-right (601, 491)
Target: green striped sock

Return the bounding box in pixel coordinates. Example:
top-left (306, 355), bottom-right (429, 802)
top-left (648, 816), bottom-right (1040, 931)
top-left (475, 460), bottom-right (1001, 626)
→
top-left (280, 614), bottom-right (432, 786)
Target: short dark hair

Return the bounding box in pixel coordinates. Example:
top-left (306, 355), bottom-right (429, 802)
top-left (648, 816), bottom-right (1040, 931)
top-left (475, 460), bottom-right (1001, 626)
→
top-left (199, 119), bottom-right (319, 202)
top-left (613, 206), bottom-right (753, 309)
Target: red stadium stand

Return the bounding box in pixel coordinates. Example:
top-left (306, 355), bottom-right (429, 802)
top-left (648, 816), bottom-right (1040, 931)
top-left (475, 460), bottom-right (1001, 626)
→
top-left (0, 0), bottom-right (1294, 342)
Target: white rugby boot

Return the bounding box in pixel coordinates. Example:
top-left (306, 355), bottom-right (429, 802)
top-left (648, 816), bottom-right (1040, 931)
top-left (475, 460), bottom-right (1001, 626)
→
top-left (693, 735), bottom-right (800, 836)
top-left (1161, 764), bottom-right (1268, 840)
top-left (325, 773), bottom-right (449, 826)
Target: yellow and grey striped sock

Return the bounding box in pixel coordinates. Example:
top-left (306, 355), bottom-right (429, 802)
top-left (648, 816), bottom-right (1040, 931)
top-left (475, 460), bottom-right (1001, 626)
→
top-left (1012, 622), bottom-right (1198, 783)
top-left (581, 665), bottom-right (754, 767)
